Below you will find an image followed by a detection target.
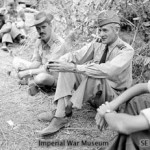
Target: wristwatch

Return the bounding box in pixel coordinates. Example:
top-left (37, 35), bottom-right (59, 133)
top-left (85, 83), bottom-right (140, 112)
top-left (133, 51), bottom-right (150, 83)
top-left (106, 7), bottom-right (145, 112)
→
top-left (72, 63), bottom-right (77, 72)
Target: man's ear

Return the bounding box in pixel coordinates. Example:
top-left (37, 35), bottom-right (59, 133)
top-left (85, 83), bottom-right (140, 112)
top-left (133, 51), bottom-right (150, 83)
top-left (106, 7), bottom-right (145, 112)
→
top-left (116, 26), bottom-right (120, 34)
top-left (114, 27), bottom-right (119, 35)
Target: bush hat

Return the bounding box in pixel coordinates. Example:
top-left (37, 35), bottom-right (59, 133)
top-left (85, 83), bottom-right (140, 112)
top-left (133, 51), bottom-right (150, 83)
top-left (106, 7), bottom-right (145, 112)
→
top-left (97, 10), bottom-right (120, 27)
top-left (31, 11), bottom-right (54, 27)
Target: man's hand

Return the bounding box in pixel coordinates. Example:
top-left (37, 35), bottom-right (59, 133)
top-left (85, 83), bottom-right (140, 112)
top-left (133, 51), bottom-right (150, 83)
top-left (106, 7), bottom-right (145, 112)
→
top-left (46, 61), bottom-right (75, 72)
top-left (95, 112), bottom-right (107, 131)
top-left (97, 102), bottom-right (111, 117)
top-left (17, 63), bottom-right (28, 72)
top-left (95, 102), bottom-right (112, 131)
top-left (18, 70), bottom-right (31, 79)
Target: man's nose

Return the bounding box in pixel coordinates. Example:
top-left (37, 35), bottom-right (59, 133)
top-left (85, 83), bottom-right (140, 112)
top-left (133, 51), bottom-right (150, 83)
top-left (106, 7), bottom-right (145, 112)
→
top-left (38, 28), bottom-right (44, 33)
top-left (40, 28), bottom-right (44, 32)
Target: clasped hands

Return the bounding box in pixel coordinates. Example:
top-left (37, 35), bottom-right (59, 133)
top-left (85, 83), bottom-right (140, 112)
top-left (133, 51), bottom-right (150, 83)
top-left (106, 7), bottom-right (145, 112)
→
top-left (95, 101), bottom-right (115, 131)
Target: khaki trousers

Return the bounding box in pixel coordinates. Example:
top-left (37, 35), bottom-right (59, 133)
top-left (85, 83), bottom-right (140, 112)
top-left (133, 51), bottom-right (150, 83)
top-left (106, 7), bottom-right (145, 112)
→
top-left (13, 57), bottom-right (32, 71)
top-left (1, 23), bottom-right (21, 43)
top-left (10, 23), bottom-right (21, 39)
top-left (2, 33), bottom-right (13, 43)
top-left (54, 72), bottom-right (120, 109)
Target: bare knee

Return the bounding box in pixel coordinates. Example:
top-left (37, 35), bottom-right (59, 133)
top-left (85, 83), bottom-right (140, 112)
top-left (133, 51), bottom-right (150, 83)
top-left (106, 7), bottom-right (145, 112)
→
top-left (34, 73), bottom-right (55, 86)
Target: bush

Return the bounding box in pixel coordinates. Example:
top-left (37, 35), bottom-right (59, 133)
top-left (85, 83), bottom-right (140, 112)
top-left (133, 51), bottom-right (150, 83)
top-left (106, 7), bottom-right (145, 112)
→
top-left (37, 0), bottom-right (150, 83)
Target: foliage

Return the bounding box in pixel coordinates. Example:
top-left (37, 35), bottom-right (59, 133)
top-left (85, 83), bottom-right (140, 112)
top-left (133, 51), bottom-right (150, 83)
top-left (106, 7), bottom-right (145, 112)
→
top-left (37, 0), bottom-right (150, 83)
top-left (37, 0), bottom-right (150, 40)
top-left (37, 0), bottom-right (114, 38)
top-left (118, 0), bottom-right (150, 43)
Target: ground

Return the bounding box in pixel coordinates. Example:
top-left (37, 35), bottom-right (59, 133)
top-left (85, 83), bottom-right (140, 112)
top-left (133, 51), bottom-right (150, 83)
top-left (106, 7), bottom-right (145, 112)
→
top-left (0, 44), bottom-right (116, 150)
top-left (0, 13), bottom-right (117, 150)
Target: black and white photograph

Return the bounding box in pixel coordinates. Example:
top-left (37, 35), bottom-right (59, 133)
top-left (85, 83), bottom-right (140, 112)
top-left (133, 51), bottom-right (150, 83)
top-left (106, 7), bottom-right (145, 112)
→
top-left (0, 0), bottom-right (150, 149)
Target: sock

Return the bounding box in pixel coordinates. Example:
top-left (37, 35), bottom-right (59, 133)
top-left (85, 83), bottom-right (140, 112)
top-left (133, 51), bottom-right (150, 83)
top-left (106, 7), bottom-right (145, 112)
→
top-left (64, 95), bottom-right (72, 107)
top-left (55, 98), bottom-right (66, 118)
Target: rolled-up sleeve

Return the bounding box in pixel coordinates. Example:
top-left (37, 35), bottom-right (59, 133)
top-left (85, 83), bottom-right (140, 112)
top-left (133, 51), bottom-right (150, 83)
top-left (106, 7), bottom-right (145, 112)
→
top-left (139, 80), bottom-right (150, 127)
top-left (32, 40), bottom-right (42, 62)
top-left (140, 108), bottom-right (150, 128)
top-left (147, 80), bottom-right (150, 92)
top-left (77, 47), bottom-right (134, 78)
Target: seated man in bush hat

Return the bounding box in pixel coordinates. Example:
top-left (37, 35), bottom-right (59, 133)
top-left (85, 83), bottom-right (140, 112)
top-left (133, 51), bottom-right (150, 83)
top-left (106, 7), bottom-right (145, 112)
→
top-left (36, 10), bottom-right (134, 136)
top-left (13, 11), bottom-right (69, 95)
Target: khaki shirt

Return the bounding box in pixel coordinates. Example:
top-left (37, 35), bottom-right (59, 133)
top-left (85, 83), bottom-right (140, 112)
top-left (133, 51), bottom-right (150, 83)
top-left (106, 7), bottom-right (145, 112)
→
top-left (60, 38), bottom-right (134, 90)
top-left (32, 33), bottom-right (69, 65)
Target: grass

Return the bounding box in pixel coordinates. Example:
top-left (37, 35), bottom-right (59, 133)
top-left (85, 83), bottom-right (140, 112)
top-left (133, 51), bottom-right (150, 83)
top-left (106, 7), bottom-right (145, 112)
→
top-left (0, 21), bottom-right (117, 150)
top-left (0, 12), bottom-right (150, 150)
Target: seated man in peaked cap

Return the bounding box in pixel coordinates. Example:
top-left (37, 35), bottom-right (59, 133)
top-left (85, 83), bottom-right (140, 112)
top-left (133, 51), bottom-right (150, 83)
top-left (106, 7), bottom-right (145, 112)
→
top-left (13, 11), bottom-right (70, 95)
top-left (36, 10), bottom-right (134, 136)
